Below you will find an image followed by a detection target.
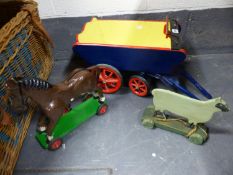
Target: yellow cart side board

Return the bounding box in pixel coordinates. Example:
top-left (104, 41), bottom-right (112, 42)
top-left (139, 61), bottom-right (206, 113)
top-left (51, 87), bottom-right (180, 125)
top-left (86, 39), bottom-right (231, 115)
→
top-left (78, 18), bottom-right (172, 49)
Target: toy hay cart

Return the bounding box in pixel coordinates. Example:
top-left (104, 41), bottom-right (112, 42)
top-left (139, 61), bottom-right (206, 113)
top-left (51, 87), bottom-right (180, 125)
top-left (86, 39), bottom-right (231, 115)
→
top-left (73, 17), bottom-right (212, 99)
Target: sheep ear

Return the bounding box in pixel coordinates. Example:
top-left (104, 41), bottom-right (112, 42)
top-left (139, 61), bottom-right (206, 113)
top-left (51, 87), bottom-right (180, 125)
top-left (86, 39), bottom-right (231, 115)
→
top-left (215, 103), bottom-right (229, 112)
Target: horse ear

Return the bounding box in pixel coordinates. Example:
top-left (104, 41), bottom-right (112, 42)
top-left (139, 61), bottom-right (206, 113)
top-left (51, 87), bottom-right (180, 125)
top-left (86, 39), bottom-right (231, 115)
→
top-left (14, 76), bottom-right (24, 82)
top-left (11, 77), bottom-right (18, 82)
top-left (5, 78), bottom-right (18, 88)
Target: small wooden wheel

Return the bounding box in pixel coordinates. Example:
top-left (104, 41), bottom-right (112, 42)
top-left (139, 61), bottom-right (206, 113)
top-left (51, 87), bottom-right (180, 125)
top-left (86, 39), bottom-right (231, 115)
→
top-left (64, 104), bottom-right (71, 113)
top-left (142, 118), bottom-right (155, 129)
top-left (97, 64), bottom-right (122, 94)
top-left (48, 138), bottom-right (63, 151)
top-left (97, 103), bottom-right (108, 115)
top-left (128, 75), bottom-right (150, 97)
top-left (188, 132), bottom-right (205, 145)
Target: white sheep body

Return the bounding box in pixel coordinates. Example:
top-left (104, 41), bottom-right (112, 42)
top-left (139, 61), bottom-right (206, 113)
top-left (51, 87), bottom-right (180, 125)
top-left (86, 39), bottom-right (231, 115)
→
top-left (152, 89), bottom-right (226, 125)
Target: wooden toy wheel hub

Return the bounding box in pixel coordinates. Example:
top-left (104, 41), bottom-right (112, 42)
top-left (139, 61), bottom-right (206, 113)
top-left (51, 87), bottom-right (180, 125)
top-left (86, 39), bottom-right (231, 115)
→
top-left (49, 138), bottom-right (63, 150)
top-left (129, 76), bottom-right (149, 97)
top-left (97, 103), bottom-right (108, 115)
top-left (100, 105), bottom-right (107, 114)
top-left (98, 64), bottom-right (122, 94)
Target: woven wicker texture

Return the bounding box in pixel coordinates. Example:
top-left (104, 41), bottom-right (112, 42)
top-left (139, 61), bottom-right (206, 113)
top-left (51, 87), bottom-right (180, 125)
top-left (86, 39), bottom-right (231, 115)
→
top-left (0, 1), bottom-right (53, 174)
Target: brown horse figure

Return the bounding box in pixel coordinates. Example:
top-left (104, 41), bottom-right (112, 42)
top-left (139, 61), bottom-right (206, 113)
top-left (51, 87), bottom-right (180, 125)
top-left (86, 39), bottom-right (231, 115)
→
top-left (5, 66), bottom-right (104, 140)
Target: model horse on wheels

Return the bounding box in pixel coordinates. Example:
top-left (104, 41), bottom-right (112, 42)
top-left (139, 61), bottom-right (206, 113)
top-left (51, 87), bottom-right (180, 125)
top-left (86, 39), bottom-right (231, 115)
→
top-left (5, 66), bottom-right (104, 141)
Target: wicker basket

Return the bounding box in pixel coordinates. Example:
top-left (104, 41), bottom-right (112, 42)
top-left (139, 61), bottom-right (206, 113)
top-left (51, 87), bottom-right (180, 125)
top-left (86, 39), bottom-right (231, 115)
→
top-left (0, 1), bottom-right (53, 174)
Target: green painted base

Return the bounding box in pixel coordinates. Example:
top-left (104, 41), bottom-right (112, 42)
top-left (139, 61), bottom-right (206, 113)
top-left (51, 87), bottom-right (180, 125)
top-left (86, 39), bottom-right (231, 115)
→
top-left (141, 105), bottom-right (208, 145)
top-left (35, 132), bottom-right (48, 149)
top-left (35, 97), bottom-right (107, 150)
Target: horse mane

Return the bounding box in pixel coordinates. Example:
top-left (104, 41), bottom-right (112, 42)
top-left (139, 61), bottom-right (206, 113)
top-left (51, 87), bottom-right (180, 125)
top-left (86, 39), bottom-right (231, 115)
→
top-left (17, 77), bottom-right (52, 90)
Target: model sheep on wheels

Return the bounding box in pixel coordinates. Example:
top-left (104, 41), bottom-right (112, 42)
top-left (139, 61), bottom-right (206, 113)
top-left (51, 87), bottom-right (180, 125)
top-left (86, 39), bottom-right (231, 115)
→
top-left (142, 89), bottom-right (229, 145)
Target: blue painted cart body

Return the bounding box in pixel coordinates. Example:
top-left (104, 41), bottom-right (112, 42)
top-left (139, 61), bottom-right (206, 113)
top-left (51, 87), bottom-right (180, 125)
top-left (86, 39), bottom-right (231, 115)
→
top-left (73, 45), bottom-right (186, 75)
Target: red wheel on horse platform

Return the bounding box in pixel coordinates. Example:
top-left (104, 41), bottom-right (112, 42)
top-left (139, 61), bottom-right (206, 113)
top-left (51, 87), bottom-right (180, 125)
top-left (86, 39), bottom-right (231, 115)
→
top-left (64, 104), bottom-right (72, 113)
top-left (128, 75), bottom-right (150, 97)
top-left (97, 103), bottom-right (108, 115)
top-left (48, 138), bottom-right (63, 151)
top-left (97, 64), bottom-right (122, 94)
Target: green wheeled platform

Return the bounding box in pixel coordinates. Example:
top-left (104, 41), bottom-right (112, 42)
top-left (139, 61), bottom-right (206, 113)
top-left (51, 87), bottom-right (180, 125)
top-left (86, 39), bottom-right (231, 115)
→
top-left (141, 105), bottom-right (208, 145)
top-left (36, 97), bottom-right (108, 150)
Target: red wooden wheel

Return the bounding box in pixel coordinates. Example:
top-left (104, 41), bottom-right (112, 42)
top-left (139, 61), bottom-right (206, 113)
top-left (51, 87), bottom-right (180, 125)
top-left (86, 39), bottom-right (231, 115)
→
top-left (97, 64), bottom-right (122, 94)
top-left (49, 138), bottom-right (63, 151)
top-left (64, 104), bottom-right (72, 113)
top-left (128, 75), bottom-right (150, 97)
top-left (64, 107), bottom-right (70, 113)
top-left (97, 104), bottom-right (108, 115)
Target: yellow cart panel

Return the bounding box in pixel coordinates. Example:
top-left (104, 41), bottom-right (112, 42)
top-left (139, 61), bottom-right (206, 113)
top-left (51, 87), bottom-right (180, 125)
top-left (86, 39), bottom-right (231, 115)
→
top-left (78, 18), bottom-right (171, 49)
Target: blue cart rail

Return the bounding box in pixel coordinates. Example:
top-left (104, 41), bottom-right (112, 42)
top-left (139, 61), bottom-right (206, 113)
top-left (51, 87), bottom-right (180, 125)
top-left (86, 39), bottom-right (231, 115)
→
top-left (149, 71), bottom-right (212, 100)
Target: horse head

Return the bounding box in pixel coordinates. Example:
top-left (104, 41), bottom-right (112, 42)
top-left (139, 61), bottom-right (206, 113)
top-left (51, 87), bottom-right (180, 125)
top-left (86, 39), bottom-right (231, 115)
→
top-left (214, 97), bottom-right (229, 112)
top-left (5, 77), bottom-right (28, 114)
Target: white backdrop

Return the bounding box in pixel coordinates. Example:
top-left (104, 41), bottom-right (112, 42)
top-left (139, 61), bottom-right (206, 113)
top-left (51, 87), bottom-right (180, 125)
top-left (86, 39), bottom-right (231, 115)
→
top-left (36, 0), bottom-right (233, 19)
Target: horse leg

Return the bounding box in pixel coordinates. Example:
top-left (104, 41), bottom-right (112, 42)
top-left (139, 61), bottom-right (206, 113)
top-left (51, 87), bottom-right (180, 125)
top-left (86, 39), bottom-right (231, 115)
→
top-left (46, 102), bottom-right (66, 141)
top-left (37, 114), bottom-right (48, 132)
top-left (93, 88), bottom-right (105, 102)
top-left (46, 118), bottom-right (56, 141)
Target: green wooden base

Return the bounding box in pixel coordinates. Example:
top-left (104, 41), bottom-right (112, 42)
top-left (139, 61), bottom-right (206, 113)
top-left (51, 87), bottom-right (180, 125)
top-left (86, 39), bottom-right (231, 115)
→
top-left (35, 132), bottom-right (48, 149)
top-left (141, 105), bottom-right (208, 145)
top-left (36, 97), bottom-right (107, 150)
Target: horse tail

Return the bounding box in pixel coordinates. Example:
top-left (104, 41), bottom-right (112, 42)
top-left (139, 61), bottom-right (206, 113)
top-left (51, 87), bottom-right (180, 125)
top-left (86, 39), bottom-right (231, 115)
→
top-left (86, 65), bottom-right (101, 79)
top-left (65, 68), bottom-right (85, 81)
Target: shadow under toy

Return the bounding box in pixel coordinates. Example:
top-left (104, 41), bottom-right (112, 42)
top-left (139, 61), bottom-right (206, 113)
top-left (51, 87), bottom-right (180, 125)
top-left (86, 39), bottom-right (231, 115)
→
top-left (142, 89), bottom-right (229, 145)
top-left (73, 17), bottom-right (211, 99)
